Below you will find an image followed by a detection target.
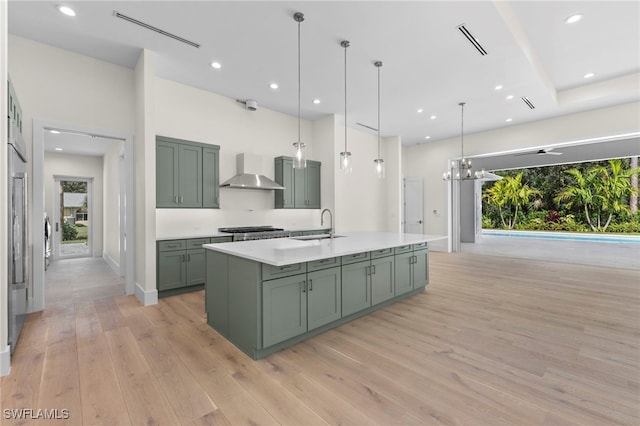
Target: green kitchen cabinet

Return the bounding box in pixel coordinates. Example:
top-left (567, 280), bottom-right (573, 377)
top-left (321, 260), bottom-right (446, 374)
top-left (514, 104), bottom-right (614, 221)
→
top-left (156, 136), bottom-right (219, 208)
top-left (307, 267), bottom-right (341, 330)
top-left (413, 247), bottom-right (429, 289)
top-left (158, 250), bottom-right (187, 291)
top-left (262, 274), bottom-right (308, 348)
top-left (341, 260), bottom-right (371, 316)
top-left (394, 244), bottom-right (429, 295)
top-left (202, 146), bottom-right (220, 208)
top-left (370, 255), bottom-right (395, 305)
top-left (274, 156), bottom-right (321, 209)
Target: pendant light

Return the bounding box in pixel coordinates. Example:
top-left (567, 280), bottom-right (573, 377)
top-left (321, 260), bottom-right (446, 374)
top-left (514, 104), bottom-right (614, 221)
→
top-left (442, 102), bottom-right (486, 180)
top-left (339, 40), bottom-right (352, 173)
top-left (373, 61), bottom-right (385, 179)
top-left (292, 12), bottom-right (306, 169)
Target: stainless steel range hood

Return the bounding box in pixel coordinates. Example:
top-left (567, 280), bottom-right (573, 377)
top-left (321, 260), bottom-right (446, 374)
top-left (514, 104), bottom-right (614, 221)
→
top-left (220, 153), bottom-right (284, 190)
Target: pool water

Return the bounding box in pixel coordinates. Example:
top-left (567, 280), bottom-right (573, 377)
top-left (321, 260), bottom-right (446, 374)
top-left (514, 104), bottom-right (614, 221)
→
top-left (482, 229), bottom-right (640, 244)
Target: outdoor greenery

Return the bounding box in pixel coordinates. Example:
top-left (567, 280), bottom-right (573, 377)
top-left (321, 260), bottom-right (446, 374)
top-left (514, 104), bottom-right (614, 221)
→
top-left (482, 158), bottom-right (639, 234)
top-left (61, 223), bottom-right (88, 243)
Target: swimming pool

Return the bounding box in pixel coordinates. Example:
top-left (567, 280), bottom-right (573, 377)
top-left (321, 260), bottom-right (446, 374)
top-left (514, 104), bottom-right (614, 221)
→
top-left (482, 229), bottom-right (640, 244)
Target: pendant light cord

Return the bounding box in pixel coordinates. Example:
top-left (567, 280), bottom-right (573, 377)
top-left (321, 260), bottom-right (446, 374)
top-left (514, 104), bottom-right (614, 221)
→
top-left (344, 42), bottom-right (348, 153)
top-left (377, 63), bottom-right (381, 158)
top-left (297, 18), bottom-right (301, 144)
top-left (459, 102), bottom-right (465, 160)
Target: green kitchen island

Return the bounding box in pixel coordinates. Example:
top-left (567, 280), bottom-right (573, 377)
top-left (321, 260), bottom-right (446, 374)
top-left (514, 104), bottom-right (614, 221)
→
top-left (203, 231), bottom-right (445, 360)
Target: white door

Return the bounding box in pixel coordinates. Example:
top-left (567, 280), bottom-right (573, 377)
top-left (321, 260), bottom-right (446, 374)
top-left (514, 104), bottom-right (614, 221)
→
top-left (53, 176), bottom-right (93, 259)
top-left (404, 177), bottom-right (424, 234)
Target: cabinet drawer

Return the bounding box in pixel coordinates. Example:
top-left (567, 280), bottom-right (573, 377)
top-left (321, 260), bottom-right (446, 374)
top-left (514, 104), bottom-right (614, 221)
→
top-left (341, 252), bottom-right (370, 265)
top-left (187, 238), bottom-right (211, 249)
top-left (394, 244), bottom-right (412, 254)
top-left (370, 248), bottom-right (393, 259)
top-left (412, 242), bottom-right (428, 251)
top-left (262, 262), bottom-right (307, 280)
top-left (158, 240), bottom-right (186, 252)
top-left (211, 236), bottom-right (233, 243)
top-left (307, 257), bottom-right (339, 272)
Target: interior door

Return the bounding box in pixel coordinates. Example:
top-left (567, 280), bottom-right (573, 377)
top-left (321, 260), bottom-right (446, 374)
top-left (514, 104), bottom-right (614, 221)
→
top-left (404, 177), bottom-right (424, 234)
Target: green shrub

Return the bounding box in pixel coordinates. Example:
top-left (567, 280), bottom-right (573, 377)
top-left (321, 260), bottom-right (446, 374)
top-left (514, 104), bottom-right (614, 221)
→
top-left (62, 222), bottom-right (78, 241)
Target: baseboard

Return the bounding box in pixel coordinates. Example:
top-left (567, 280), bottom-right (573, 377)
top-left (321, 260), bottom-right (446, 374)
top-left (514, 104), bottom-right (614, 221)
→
top-left (135, 282), bottom-right (158, 306)
top-left (103, 252), bottom-right (121, 275)
top-left (0, 345), bottom-right (11, 377)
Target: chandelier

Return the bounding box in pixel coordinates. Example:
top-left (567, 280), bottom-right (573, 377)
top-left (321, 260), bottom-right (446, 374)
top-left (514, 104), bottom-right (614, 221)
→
top-left (443, 102), bottom-right (486, 180)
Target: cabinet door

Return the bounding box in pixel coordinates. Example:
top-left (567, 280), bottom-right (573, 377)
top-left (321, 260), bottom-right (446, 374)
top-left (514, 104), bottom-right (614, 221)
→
top-left (202, 147), bottom-right (220, 208)
top-left (274, 157), bottom-right (295, 209)
top-left (307, 267), bottom-right (341, 331)
top-left (341, 261), bottom-right (371, 316)
top-left (305, 161), bottom-right (321, 209)
top-left (262, 275), bottom-right (307, 347)
top-left (413, 249), bottom-right (429, 289)
top-left (293, 166), bottom-right (307, 208)
top-left (371, 256), bottom-right (395, 305)
top-left (394, 252), bottom-right (413, 296)
top-left (158, 251), bottom-right (186, 290)
top-left (156, 140), bottom-right (179, 207)
top-left (178, 144), bottom-right (203, 207)
top-left (186, 248), bottom-right (206, 286)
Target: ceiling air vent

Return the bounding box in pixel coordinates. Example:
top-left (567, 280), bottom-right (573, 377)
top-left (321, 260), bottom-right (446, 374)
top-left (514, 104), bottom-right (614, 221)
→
top-left (522, 96), bottom-right (535, 109)
top-left (457, 24), bottom-right (488, 56)
top-left (356, 122), bottom-right (378, 132)
top-left (113, 11), bottom-right (200, 48)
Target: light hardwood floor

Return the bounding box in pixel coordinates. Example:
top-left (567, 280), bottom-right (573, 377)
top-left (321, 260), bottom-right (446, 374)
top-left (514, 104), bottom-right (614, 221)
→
top-left (2, 253), bottom-right (638, 425)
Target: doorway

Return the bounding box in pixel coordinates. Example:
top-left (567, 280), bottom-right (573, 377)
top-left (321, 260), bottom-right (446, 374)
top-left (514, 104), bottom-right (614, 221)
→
top-left (53, 176), bottom-right (93, 259)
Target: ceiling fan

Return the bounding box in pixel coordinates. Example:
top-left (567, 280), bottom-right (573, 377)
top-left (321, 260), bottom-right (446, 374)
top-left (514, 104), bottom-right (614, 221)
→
top-left (515, 148), bottom-right (563, 157)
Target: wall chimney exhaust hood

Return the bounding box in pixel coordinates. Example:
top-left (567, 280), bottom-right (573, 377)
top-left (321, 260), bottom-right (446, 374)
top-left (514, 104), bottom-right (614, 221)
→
top-left (220, 153), bottom-right (284, 190)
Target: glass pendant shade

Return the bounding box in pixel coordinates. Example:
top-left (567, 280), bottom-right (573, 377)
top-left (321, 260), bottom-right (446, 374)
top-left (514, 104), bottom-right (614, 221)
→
top-left (340, 151), bottom-right (352, 173)
top-left (293, 142), bottom-right (306, 169)
top-left (374, 158), bottom-right (385, 178)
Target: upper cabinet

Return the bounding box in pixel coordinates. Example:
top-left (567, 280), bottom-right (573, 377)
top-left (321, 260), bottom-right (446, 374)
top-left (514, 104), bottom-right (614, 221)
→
top-left (274, 156), bottom-right (321, 209)
top-left (156, 136), bottom-right (219, 208)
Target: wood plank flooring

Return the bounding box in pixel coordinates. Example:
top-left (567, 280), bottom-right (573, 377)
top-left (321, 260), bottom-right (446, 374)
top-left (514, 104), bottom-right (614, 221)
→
top-left (1, 253), bottom-right (638, 425)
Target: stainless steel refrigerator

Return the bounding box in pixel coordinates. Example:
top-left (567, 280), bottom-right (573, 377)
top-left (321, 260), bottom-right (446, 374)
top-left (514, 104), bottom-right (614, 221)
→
top-left (7, 119), bottom-right (28, 354)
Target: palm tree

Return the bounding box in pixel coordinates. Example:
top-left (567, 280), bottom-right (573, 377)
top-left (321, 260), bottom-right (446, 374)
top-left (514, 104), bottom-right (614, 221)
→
top-left (555, 159), bottom-right (639, 231)
top-left (483, 173), bottom-right (541, 229)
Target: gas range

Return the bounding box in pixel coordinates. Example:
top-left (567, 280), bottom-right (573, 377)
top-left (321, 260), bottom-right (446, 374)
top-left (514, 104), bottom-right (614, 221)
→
top-left (218, 226), bottom-right (291, 242)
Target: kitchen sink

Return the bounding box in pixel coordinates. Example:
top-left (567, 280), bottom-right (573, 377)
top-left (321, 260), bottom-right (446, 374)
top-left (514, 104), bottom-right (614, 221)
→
top-left (290, 234), bottom-right (346, 241)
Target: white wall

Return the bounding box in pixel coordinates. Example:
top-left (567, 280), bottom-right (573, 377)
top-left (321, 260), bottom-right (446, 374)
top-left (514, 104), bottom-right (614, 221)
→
top-left (103, 140), bottom-right (123, 270)
top-left (1, 0), bottom-right (10, 375)
top-left (404, 101), bottom-right (640, 237)
top-left (43, 152), bottom-right (104, 257)
top-left (154, 77), bottom-right (322, 237)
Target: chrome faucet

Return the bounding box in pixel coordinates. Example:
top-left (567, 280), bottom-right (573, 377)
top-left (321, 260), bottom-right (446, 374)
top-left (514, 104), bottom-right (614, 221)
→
top-left (320, 208), bottom-right (334, 237)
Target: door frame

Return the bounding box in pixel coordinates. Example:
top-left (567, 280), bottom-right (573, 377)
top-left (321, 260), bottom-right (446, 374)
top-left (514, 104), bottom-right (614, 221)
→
top-left (53, 175), bottom-right (94, 259)
top-left (32, 119), bottom-right (135, 312)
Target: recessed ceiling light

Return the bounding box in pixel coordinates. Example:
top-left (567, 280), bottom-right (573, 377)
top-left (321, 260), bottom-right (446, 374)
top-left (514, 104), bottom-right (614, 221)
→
top-left (56, 5), bottom-right (76, 17)
top-left (495, 85), bottom-right (503, 91)
top-left (49, 130), bottom-right (60, 134)
top-left (505, 118), bottom-right (513, 122)
top-left (269, 83), bottom-right (279, 89)
top-left (506, 95), bottom-right (514, 100)
top-left (584, 72), bottom-right (595, 79)
top-left (424, 136), bottom-right (431, 140)
top-left (312, 99), bottom-right (321, 104)
top-left (55, 147), bottom-right (63, 151)
top-left (565, 14), bottom-right (583, 24)
top-left (430, 115), bottom-right (437, 120)
top-left (210, 62), bottom-right (221, 69)
top-left (417, 108), bottom-right (423, 113)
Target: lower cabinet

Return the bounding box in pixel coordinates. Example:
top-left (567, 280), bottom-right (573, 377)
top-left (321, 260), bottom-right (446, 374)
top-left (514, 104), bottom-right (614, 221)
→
top-left (158, 250), bottom-right (187, 291)
top-left (370, 255), bottom-right (395, 305)
top-left (394, 246), bottom-right (429, 295)
top-left (262, 266), bottom-right (341, 348)
top-left (341, 260), bottom-right (371, 316)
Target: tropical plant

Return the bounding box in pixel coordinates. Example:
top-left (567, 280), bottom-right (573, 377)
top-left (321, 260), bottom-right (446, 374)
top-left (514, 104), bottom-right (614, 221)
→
top-left (554, 159), bottom-right (639, 232)
top-left (483, 173), bottom-right (541, 229)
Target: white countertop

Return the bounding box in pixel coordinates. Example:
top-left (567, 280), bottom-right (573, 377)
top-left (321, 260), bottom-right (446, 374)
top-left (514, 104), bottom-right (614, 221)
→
top-left (203, 231), bottom-right (447, 266)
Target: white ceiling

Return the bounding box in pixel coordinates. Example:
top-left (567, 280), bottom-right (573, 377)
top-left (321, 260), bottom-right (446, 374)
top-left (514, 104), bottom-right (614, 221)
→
top-left (43, 130), bottom-right (121, 156)
top-left (8, 1), bottom-right (640, 147)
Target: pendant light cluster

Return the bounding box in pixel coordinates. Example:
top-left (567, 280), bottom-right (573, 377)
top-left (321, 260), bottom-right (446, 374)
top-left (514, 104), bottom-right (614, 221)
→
top-left (442, 102), bottom-right (486, 181)
top-left (292, 12), bottom-right (306, 169)
top-left (291, 12), bottom-right (386, 176)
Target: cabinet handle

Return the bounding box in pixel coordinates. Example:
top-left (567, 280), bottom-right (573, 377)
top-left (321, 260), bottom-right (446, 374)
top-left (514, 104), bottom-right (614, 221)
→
top-left (301, 281), bottom-right (306, 293)
top-left (309, 279), bottom-right (313, 291)
top-left (182, 254), bottom-right (186, 262)
top-left (371, 265), bottom-right (376, 274)
top-left (180, 196), bottom-right (184, 204)
top-left (366, 266), bottom-right (371, 276)
top-left (187, 254), bottom-right (191, 262)
top-left (174, 196), bottom-right (179, 204)
top-left (279, 264), bottom-right (296, 271)
top-left (319, 258), bottom-right (332, 263)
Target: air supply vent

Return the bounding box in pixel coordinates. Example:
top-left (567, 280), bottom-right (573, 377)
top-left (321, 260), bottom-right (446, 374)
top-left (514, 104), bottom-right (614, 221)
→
top-left (522, 96), bottom-right (535, 109)
top-left (356, 122), bottom-right (378, 132)
top-left (113, 11), bottom-right (200, 48)
top-left (457, 24), bottom-right (488, 56)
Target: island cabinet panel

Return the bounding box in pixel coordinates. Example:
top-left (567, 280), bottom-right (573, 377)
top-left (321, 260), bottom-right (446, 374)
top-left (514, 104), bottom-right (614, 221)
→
top-left (394, 251), bottom-right (414, 296)
top-left (307, 267), bottom-right (342, 330)
top-left (206, 250), bottom-right (229, 336)
top-left (370, 255), bottom-right (395, 305)
top-left (262, 274), bottom-right (307, 348)
top-left (341, 260), bottom-right (371, 316)
top-left (413, 248), bottom-right (429, 288)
